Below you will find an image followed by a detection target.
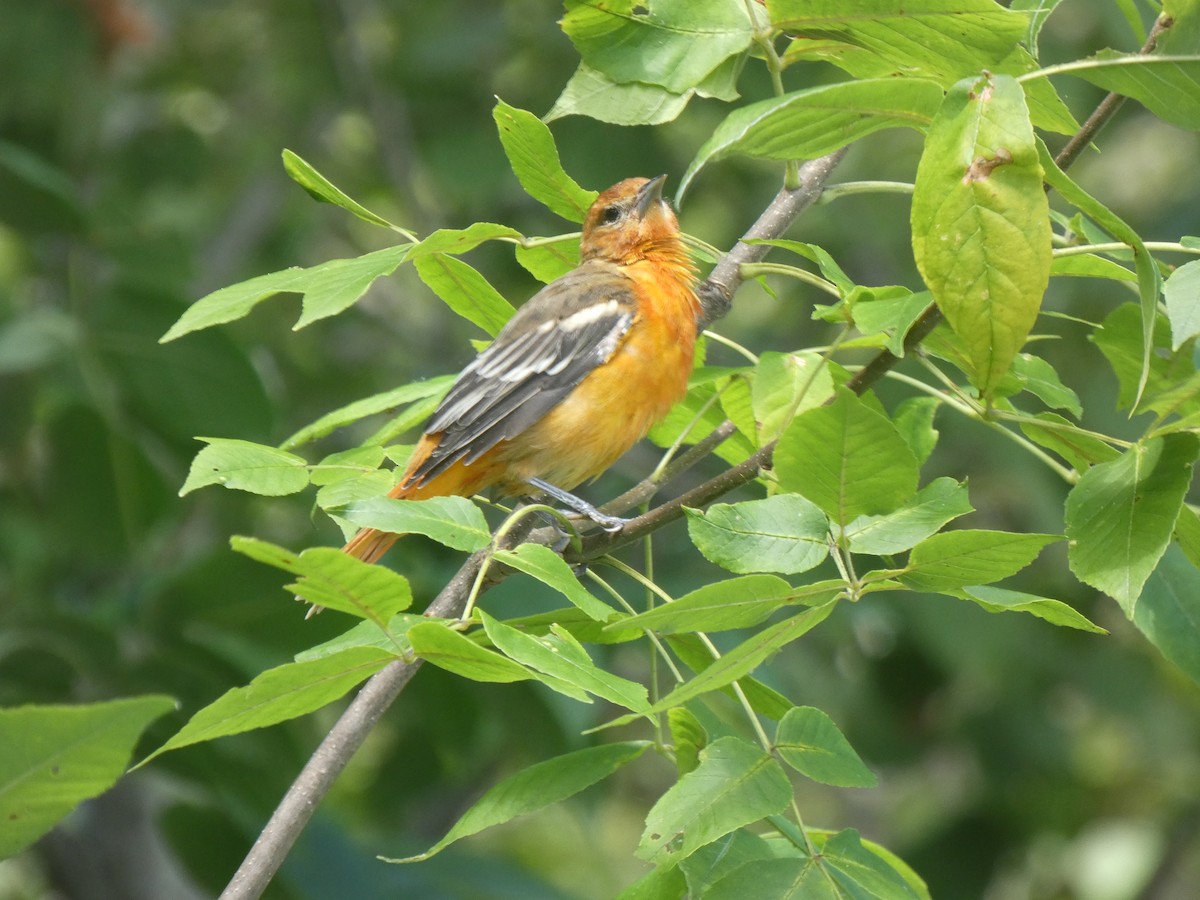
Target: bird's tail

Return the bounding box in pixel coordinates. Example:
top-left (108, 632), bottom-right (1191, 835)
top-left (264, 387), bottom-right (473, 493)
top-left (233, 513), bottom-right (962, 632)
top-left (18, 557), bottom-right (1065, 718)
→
top-left (340, 435), bottom-right (500, 564)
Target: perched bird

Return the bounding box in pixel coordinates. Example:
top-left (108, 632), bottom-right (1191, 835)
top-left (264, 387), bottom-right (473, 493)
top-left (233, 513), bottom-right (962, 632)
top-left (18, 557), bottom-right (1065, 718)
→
top-left (343, 175), bottom-right (701, 564)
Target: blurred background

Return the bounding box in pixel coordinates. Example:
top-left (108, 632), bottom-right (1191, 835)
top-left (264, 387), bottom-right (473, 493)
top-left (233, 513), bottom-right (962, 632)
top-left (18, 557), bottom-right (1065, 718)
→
top-left (1, 1), bottom-right (1198, 897)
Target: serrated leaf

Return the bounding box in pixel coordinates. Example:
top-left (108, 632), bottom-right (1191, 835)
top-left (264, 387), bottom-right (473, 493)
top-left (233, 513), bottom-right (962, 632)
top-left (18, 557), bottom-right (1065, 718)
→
top-left (1166, 259), bottom-right (1200, 350)
top-left (0, 697), bottom-right (176, 857)
top-left (666, 636), bottom-right (795, 723)
top-left (143, 647), bottom-right (396, 762)
top-left (493, 543), bottom-right (613, 621)
top-left (282, 148), bottom-right (398, 229)
top-left (846, 477), bottom-right (973, 556)
top-left (769, 0), bottom-right (1029, 85)
top-left (911, 72), bottom-right (1050, 397)
top-left (775, 389), bottom-right (920, 524)
top-left (344, 495), bottom-right (491, 552)
top-left (637, 736), bottom-right (792, 867)
top-left (413, 253), bottom-right (516, 336)
top-left (681, 79), bottom-right (942, 196)
top-left (616, 575), bottom-right (842, 635)
top-left (1008, 353), bottom-right (1082, 416)
top-left (408, 621), bottom-right (535, 683)
top-left (280, 376), bottom-right (453, 449)
top-left (481, 612), bottom-right (648, 711)
top-left (295, 613), bottom-right (428, 662)
top-left (901, 530), bottom-right (1060, 592)
top-left (1066, 434), bottom-right (1199, 612)
top-left (180, 438), bottom-right (309, 496)
top-left (679, 831), bottom-right (779, 898)
top-left (958, 585), bottom-right (1106, 633)
top-left (562, 0), bottom-right (755, 95)
top-left (686, 496), bottom-right (831, 575)
top-left (387, 742), bottom-right (648, 863)
top-left (774, 706), bottom-right (876, 787)
top-left (493, 100), bottom-right (596, 221)
top-left (230, 536), bottom-right (412, 621)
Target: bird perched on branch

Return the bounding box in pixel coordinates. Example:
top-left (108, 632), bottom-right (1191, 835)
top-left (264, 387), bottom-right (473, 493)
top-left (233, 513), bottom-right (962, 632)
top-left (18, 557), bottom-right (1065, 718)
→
top-left (343, 175), bottom-right (701, 564)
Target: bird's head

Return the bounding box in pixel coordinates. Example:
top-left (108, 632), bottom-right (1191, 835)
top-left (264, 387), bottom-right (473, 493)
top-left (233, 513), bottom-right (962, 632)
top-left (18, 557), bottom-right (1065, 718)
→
top-left (580, 175), bottom-right (684, 265)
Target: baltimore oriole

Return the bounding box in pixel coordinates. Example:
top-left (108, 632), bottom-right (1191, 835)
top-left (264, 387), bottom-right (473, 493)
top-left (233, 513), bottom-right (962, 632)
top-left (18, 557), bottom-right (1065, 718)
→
top-left (343, 175), bottom-right (700, 564)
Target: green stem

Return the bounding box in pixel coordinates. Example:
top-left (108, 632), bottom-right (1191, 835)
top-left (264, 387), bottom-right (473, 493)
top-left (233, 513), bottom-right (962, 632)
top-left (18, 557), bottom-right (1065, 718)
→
top-left (818, 181), bottom-right (915, 203)
top-left (739, 262), bottom-right (841, 297)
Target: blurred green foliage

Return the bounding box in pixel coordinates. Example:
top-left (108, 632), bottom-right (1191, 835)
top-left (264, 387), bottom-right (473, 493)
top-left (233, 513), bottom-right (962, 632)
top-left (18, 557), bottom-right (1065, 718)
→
top-left (2, 1), bottom-right (1199, 898)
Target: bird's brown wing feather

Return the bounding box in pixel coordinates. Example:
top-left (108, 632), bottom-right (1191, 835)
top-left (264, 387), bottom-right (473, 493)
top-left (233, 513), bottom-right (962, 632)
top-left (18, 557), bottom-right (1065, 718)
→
top-left (406, 263), bottom-right (636, 486)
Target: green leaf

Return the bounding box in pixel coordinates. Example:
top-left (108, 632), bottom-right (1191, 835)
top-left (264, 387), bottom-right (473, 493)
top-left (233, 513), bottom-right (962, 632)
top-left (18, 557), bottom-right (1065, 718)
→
top-left (846, 477), bottom-right (973, 556)
top-left (850, 288), bottom-right (934, 358)
top-left (230, 536), bottom-right (412, 621)
top-left (669, 708), bottom-right (707, 777)
top-left (775, 706), bottom-right (876, 788)
top-left (901, 530), bottom-right (1060, 592)
top-left (1005, 353), bottom-right (1082, 416)
top-left (1134, 545), bottom-right (1200, 686)
top-left (1091, 304), bottom-right (1191, 415)
top-left (775, 388), bottom-right (920, 524)
top-left (493, 543), bottom-right (613, 621)
top-left (280, 376), bottom-right (453, 449)
top-left (679, 831), bottom-right (780, 898)
top-left (386, 742), bottom-right (648, 863)
top-left (180, 438), bottom-right (309, 497)
top-left (161, 245), bottom-right (411, 341)
top-left (407, 222), bottom-right (523, 259)
top-left (344, 495), bottom-right (491, 552)
top-left (281, 149), bottom-right (398, 229)
top-left (514, 237), bottom-right (580, 283)
top-left (295, 613), bottom-right (429, 662)
top-left (546, 63), bottom-right (693, 126)
top-left (680, 79), bottom-right (942, 196)
top-left (958, 585), bottom-right (1106, 633)
top-left (1166, 259), bottom-right (1200, 350)
top-left (604, 604), bottom-right (837, 729)
top-left (1019, 412), bottom-right (1122, 472)
top-left (493, 100), bottom-right (596, 222)
top-left (481, 611), bottom-right (648, 711)
top-left (666, 636), bottom-right (796, 723)
top-left (1066, 434), bottom-right (1199, 611)
top-left (752, 351), bottom-right (835, 444)
top-left (616, 866), bottom-right (688, 900)
top-left (413, 253), bottom-right (516, 336)
top-left (637, 736), bottom-right (792, 867)
top-left (408, 621), bottom-right (535, 683)
top-left (706, 829), bottom-right (920, 899)
top-left (893, 395), bottom-right (941, 465)
top-left (769, 0), bottom-right (1029, 85)
top-left (1051, 252), bottom-right (1137, 282)
top-left (616, 574), bottom-right (842, 634)
top-left (0, 697), bottom-right (175, 858)
top-left (911, 72), bottom-right (1051, 397)
top-left (1065, 52), bottom-right (1200, 131)
top-left (686, 496), bottom-right (831, 575)
top-left (1040, 145), bottom-right (1161, 407)
top-left (143, 647), bottom-right (396, 762)
top-left (561, 0), bottom-right (755, 95)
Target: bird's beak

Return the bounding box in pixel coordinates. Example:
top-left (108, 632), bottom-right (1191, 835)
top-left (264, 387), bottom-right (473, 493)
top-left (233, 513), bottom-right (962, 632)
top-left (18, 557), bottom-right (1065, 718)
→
top-left (635, 175), bottom-right (667, 218)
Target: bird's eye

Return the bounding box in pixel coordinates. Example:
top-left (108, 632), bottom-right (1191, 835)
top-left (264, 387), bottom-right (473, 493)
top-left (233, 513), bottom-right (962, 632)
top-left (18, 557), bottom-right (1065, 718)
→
top-left (601, 205), bottom-right (622, 225)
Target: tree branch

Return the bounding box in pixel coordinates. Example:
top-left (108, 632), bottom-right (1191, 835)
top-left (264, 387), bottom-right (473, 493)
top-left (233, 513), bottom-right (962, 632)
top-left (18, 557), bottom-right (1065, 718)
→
top-left (218, 150), bottom-right (849, 898)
